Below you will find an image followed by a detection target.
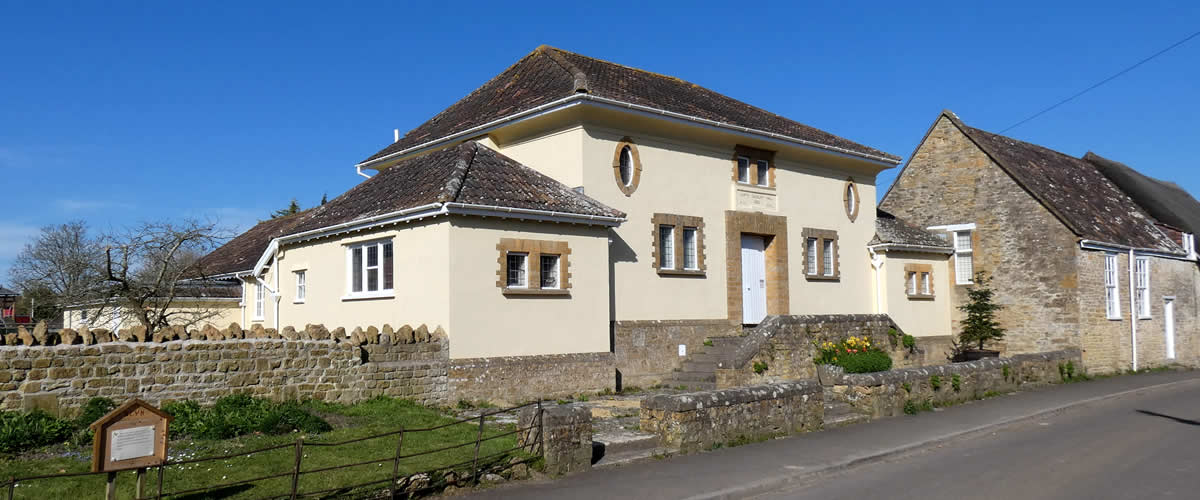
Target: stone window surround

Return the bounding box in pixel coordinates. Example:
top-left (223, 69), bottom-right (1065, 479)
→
top-left (903, 263), bottom-right (934, 299)
top-left (732, 145), bottom-right (776, 188)
top-left (843, 178), bottom-right (860, 222)
top-left (801, 228), bottom-right (840, 281)
top-left (652, 213), bottom-right (706, 276)
top-left (725, 211), bottom-right (789, 323)
top-left (612, 137), bottom-right (643, 196)
top-left (496, 238), bottom-right (572, 296)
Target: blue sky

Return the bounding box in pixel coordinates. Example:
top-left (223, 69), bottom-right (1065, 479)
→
top-left (2, 1), bottom-right (1198, 281)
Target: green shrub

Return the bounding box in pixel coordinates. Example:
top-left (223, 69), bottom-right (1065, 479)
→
top-left (163, 395), bottom-right (330, 440)
top-left (902, 335), bottom-right (916, 350)
top-left (951, 374), bottom-right (962, 392)
top-left (1002, 365), bottom-right (1011, 381)
top-left (703, 339), bottom-right (714, 347)
top-left (838, 350), bottom-right (892, 374)
top-left (902, 382), bottom-right (912, 393)
top-left (816, 336), bottom-right (892, 374)
top-left (930, 375), bottom-right (942, 391)
top-left (0, 410), bottom-right (74, 454)
top-left (69, 397), bottom-right (118, 446)
top-left (903, 400), bottom-right (919, 415)
top-left (753, 361), bottom-right (769, 375)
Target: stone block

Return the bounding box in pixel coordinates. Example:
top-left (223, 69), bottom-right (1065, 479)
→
top-left (518, 404), bottom-right (592, 476)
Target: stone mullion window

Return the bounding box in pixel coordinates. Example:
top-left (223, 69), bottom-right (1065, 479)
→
top-left (496, 238), bottom-right (571, 295)
top-left (904, 263), bottom-right (934, 299)
top-left (801, 228), bottom-right (839, 281)
top-left (651, 213), bottom-right (706, 276)
top-left (732, 145), bottom-right (776, 188)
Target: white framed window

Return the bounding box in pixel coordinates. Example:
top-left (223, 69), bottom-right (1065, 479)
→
top-left (1104, 252), bottom-right (1121, 319)
top-left (659, 225), bottom-right (675, 269)
top-left (506, 253), bottom-right (528, 288)
top-left (540, 255), bottom-right (560, 289)
top-left (921, 272), bottom-right (931, 295)
top-left (254, 282), bottom-right (265, 320)
top-left (755, 160), bottom-right (769, 186)
top-left (806, 237), bottom-right (818, 275)
top-left (682, 227), bottom-right (698, 270)
top-left (346, 239), bottom-right (394, 299)
top-left (846, 184), bottom-right (857, 217)
top-left (906, 272), bottom-right (918, 295)
top-left (736, 156), bottom-right (750, 183)
top-left (954, 230), bottom-right (974, 284)
top-left (1135, 256), bottom-right (1150, 318)
top-left (294, 270), bottom-right (306, 304)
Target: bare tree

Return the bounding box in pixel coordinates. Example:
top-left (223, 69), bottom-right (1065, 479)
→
top-left (103, 219), bottom-right (231, 333)
top-left (8, 221), bottom-right (106, 320)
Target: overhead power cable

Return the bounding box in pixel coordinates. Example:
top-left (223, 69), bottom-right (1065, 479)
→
top-left (1001, 28), bottom-right (1200, 133)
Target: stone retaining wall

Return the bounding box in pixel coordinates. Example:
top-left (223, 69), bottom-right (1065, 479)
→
top-left (614, 319), bottom-right (740, 388)
top-left (715, 314), bottom-right (943, 388)
top-left (449, 353), bottom-right (614, 406)
top-left (640, 381), bottom-right (824, 452)
top-left (2, 337), bottom-right (449, 415)
top-left (829, 349), bottom-right (1082, 418)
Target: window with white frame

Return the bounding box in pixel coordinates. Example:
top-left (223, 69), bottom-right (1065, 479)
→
top-left (1135, 256), bottom-right (1150, 318)
top-left (659, 225), bottom-right (675, 269)
top-left (540, 254), bottom-right (560, 289)
top-left (736, 157), bottom-right (750, 184)
top-left (1104, 253), bottom-right (1121, 319)
top-left (682, 227), bottom-right (698, 270)
top-left (802, 228), bottom-right (840, 280)
top-left (755, 160), bottom-right (769, 187)
top-left (922, 272), bottom-right (931, 295)
top-left (346, 240), bottom-right (394, 298)
top-left (294, 270), bottom-right (306, 303)
top-left (954, 230), bottom-right (974, 284)
top-left (906, 271), bottom-right (918, 295)
top-left (822, 239), bottom-right (834, 277)
top-left (506, 253), bottom-right (528, 288)
top-left (254, 282), bottom-right (265, 320)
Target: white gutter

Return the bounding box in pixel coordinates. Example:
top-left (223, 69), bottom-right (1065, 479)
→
top-left (1079, 239), bottom-right (1190, 261)
top-left (1128, 248), bottom-right (1138, 371)
top-left (867, 243), bottom-right (955, 255)
top-left (273, 251), bottom-right (280, 331)
top-left (356, 166), bottom-right (372, 179)
top-left (443, 202), bottom-right (625, 226)
top-left (356, 94), bottom-right (901, 170)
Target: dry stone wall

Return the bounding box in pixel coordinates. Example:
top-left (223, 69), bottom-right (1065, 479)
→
top-left (828, 349), bottom-right (1082, 418)
top-left (0, 323), bottom-right (450, 415)
top-left (450, 353), bottom-right (614, 406)
top-left (613, 319), bottom-right (741, 388)
top-left (640, 381), bottom-right (824, 452)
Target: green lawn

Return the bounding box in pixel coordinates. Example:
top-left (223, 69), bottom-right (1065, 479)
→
top-left (0, 398), bottom-right (533, 499)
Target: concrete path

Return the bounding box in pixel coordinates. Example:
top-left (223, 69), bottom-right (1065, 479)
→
top-left (757, 375), bottom-right (1200, 499)
top-left (469, 370), bottom-right (1200, 500)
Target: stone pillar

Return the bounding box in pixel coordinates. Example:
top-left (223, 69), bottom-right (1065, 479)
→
top-left (518, 404), bottom-right (592, 476)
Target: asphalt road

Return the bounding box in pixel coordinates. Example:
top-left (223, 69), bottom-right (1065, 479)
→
top-left (758, 379), bottom-right (1200, 500)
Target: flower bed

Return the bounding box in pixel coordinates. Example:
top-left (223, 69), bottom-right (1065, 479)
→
top-left (816, 336), bottom-right (893, 374)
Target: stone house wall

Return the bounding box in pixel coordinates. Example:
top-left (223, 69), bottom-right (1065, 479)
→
top-left (1076, 250), bottom-right (1200, 373)
top-left (881, 115), bottom-right (1083, 356)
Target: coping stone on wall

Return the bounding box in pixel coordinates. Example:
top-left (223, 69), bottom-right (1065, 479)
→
top-left (642, 380), bottom-right (822, 412)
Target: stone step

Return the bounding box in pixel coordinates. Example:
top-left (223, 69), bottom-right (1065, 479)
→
top-left (684, 352), bottom-right (726, 363)
top-left (666, 370), bottom-right (716, 383)
top-left (822, 401), bottom-right (870, 429)
top-left (679, 360), bottom-right (719, 372)
top-left (592, 428), bottom-right (672, 468)
top-left (661, 380), bottom-right (715, 391)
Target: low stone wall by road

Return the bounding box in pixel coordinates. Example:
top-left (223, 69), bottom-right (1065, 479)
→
top-left (640, 381), bottom-right (824, 452)
top-left (614, 319), bottom-right (741, 388)
top-left (829, 349), bottom-right (1082, 418)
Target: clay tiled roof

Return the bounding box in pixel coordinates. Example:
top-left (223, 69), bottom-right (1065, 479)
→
top-left (944, 113), bottom-right (1180, 253)
top-left (362, 46), bottom-right (899, 165)
top-left (872, 209), bottom-right (951, 249)
top-left (199, 143), bottom-right (623, 275)
top-left (1084, 152), bottom-right (1200, 237)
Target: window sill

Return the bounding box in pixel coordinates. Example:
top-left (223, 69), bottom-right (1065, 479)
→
top-left (1106, 316), bottom-right (1123, 321)
top-left (734, 182), bottom-right (776, 192)
top-left (252, 318), bottom-right (265, 323)
top-left (955, 282), bottom-right (974, 286)
top-left (658, 269), bottom-right (705, 277)
top-left (1138, 315), bottom-right (1153, 320)
top-left (293, 300), bottom-right (305, 305)
top-left (805, 274), bottom-right (840, 282)
top-left (906, 294), bottom-right (935, 300)
top-left (502, 288), bottom-right (570, 296)
top-left (341, 292), bottom-right (394, 301)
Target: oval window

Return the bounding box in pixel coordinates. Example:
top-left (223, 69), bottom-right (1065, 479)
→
top-left (844, 179), bottom-right (860, 222)
top-left (846, 184), bottom-right (856, 214)
top-left (619, 146), bottom-right (634, 186)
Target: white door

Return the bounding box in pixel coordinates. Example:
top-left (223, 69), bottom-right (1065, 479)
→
top-left (741, 235), bottom-right (767, 324)
top-left (1164, 298), bottom-right (1176, 359)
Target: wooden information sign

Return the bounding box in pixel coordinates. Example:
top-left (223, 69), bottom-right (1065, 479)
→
top-left (90, 398), bottom-right (172, 473)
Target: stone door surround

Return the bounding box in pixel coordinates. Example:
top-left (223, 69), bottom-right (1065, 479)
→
top-left (725, 211), bottom-right (789, 323)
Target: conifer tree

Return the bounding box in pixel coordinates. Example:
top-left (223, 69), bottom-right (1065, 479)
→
top-left (957, 272), bottom-right (1006, 350)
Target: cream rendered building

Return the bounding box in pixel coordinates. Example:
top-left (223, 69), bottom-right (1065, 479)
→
top-left (198, 46), bottom-right (951, 390)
